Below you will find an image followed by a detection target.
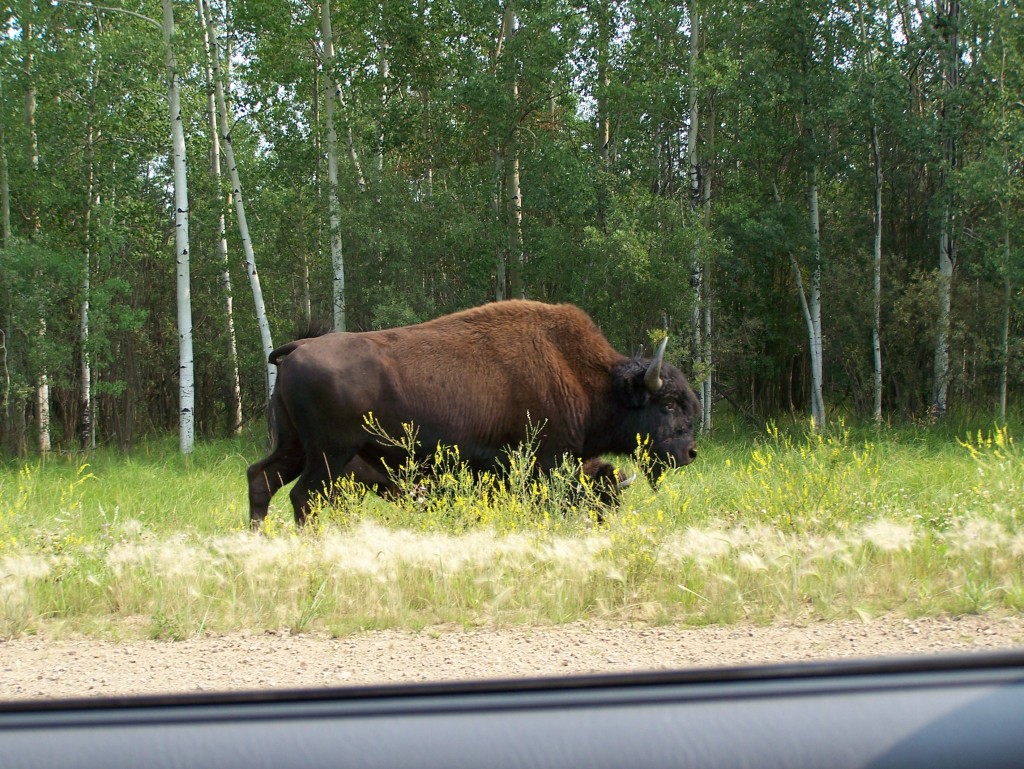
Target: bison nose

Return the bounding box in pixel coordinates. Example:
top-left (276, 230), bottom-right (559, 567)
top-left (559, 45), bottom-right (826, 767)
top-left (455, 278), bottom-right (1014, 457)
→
top-left (689, 447), bottom-right (698, 461)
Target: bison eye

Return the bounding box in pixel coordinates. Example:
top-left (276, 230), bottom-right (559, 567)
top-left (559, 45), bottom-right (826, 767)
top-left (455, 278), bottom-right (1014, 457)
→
top-left (662, 401), bottom-right (675, 413)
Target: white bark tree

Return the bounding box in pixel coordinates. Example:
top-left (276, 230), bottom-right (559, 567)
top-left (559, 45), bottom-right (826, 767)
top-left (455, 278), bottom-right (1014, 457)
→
top-left (506, 111), bottom-right (525, 299)
top-left (491, 2), bottom-right (524, 300)
top-left (686, 0), bottom-right (712, 435)
top-left (805, 166), bottom-right (825, 429)
top-left (164, 0), bottom-right (195, 454)
top-left (774, 177), bottom-right (825, 430)
top-left (319, 0), bottom-right (346, 331)
top-left (197, 0), bottom-right (242, 434)
top-left (199, 0), bottom-right (276, 401)
top-left (998, 229), bottom-right (1011, 423)
top-left (0, 75), bottom-right (9, 251)
top-left (81, 80), bottom-right (97, 450)
top-left (858, 0), bottom-right (884, 424)
top-left (870, 123), bottom-right (883, 424)
top-left (24, 29), bottom-right (51, 454)
top-left (932, 0), bottom-right (960, 419)
top-left (0, 77), bottom-right (9, 447)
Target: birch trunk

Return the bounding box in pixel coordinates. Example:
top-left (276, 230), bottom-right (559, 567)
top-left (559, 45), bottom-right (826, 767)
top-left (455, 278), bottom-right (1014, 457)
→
top-left (200, 0), bottom-right (276, 401)
top-left (932, 215), bottom-right (953, 418)
top-left (25, 34), bottom-right (50, 454)
top-left (932, 0), bottom-right (959, 419)
top-left (320, 0), bottom-right (346, 330)
top-left (0, 75), bottom-right (9, 251)
top-left (871, 123), bottom-right (883, 424)
top-left (164, 0), bottom-right (195, 454)
top-left (506, 150), bottom-right (524, 299)
top-left (198, 0), bottom-right (242, 434)
top-left (312, 5), bottom-right (367, 192)
top-left (860, 0), bottom-right (884, 425)
top-left (998, 230), bottom-right (1010, 423)
top-left (701, 100), bottom-right (714, 432)
top-left (496, 3), bottom-right (526, 299)
top-left (595, 0), bottom-right (611, 162)
top-left (332, 80), bottom-right (366, 193)
top-left (491, 3), bottom-right (516, 301)
top-left (807, 165), bottom-right (825, 429)
top-left (492, 147), bottom-right (506, 300)
top-left (81, 114), bottom-right (96, 450)
top-left (0, 77), bottom-right (10, 448)
top-left (774, 180), bottom-right (824, 429)
top-left (685, 0), bottom-right (712, 435)
top-left (308, 67), bottom-right (320, 326)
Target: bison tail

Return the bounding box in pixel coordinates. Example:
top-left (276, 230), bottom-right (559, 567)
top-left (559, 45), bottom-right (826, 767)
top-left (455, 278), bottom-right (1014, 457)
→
top-left (269, 340), bottom-right (305, 365)
top-left (269, 323), bottom-right (334, 365)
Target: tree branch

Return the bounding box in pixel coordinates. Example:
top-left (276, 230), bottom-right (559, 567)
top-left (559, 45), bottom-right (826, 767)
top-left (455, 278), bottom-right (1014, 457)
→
top-left (54, 0), bottom-right (161, 31)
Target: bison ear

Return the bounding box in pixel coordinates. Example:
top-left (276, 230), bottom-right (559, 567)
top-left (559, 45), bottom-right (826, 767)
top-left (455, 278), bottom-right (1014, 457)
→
top-left (614, 362), bottom-right (656, 408)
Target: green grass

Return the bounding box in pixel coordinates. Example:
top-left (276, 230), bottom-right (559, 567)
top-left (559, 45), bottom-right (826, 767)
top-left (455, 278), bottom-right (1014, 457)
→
top-left (0, 419), bottom-right (1021, 640)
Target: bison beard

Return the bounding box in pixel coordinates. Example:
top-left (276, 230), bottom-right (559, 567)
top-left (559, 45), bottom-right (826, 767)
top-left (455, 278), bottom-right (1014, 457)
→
top-left (248, 300), bottom-right (699, 528)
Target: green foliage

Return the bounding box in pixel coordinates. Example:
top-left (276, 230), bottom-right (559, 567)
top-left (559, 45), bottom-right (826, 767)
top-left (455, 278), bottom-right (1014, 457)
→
top-left (1, 0), bottom-right (1022, 452)
top-left (0, 423), bottom-right (1021, 638)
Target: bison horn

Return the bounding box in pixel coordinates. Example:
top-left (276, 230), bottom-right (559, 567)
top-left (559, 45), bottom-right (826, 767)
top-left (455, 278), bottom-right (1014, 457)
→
top-left (644, 336), bottom-right (668, 393)
top-left (617, 471), bottom-right (637, 490)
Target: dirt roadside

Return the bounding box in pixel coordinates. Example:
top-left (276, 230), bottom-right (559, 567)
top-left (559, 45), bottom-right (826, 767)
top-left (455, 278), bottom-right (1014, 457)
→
top-left (3, 613), bottom-right (1023, 701)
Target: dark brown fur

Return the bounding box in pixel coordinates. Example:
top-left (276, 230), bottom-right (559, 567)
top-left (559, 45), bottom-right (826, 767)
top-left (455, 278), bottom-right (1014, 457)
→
top-left (248, 300), bottom-right (698, 527)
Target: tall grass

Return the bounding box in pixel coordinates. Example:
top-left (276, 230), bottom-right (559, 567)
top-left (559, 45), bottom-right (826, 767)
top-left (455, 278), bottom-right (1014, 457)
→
top-left (0, 421), bottom-right (1020, 639)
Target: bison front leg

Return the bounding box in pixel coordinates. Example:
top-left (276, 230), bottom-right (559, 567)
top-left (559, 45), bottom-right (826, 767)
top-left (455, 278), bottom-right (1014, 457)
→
top-left (579, 458), bottom-right (635, 522)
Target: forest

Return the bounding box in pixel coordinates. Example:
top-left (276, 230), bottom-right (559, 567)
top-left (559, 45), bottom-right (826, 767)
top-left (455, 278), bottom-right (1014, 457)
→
top-left (0, 0), bottom-right (1020, 455)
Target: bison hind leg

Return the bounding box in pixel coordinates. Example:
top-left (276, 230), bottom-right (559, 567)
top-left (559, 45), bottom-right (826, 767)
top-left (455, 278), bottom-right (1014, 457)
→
top-left (248, 436), bottom-right (306, 530)
top-left (289, 449), bottom-right (362, 527)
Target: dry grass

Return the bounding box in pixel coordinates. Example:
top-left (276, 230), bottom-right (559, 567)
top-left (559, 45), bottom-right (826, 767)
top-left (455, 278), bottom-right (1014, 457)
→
top-left (0, 424), bottom-right (1020, 639)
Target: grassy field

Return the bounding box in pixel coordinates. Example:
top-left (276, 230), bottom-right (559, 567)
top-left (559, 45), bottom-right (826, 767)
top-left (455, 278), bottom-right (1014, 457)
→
top-left (0, 418), bottom-right (1020, 640)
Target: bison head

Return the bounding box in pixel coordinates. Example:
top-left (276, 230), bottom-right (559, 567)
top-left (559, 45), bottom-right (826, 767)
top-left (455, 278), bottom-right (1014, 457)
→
top-left (611, 337), bottom-right (700, 486)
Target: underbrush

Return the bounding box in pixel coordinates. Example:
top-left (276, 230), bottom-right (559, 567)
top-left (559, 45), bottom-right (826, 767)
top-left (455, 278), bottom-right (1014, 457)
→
top-left (0, 423), bottom-right (1020, 640)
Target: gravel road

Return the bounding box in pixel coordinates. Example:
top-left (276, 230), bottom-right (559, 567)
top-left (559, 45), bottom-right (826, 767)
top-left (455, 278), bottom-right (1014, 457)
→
top-left (3, 613), bottom-right (1023, 701)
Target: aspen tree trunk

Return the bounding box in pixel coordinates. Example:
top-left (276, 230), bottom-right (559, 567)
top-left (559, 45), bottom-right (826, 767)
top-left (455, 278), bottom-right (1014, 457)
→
top-left (700, 96), bottom-right (715, 432)
top-left (307, 66), bottom-right (319, 326)
top-left (859, 0), bottom-right (884, 424)
top-left (377, 53), bottom-right (388, 173)
top-left (332, 80), bottom-right (366, 193)
top-left (933, 213), bottom-right (953, 418)
top-left (422, 90), bottom-right (434, 198)
top-left (320, 0), bottom-right (346, 330)
top-left (806, 165), bottom-right (825, 429)
top-left (998, 230), bottom-right (1010, 423)
top-left (491, 3), bottom-right (516, 301)
top-left (871, 124), bottom-right (883, 423)
top-left (24, 32), bottom-right (50, 454)
top-left (774, 180), bottom-right (824, 429)
top-left (997, 49), bottom-right (1011, 425)
top-left (506, 149), bottom-right (524, 299)
top-left (0, 75), bottom-right (8, 251)
top-left (685, 0), bottom-right (711, 435)
top-left (82, 111), bottom-right (96, 449)
top-left (493, 2), bottom-right (524, 300)
top-left (164, 0), bottom-right (195, 454)
top-left (595, 0), bottom-right (611, 162)
top-left (492, 148), bottom-right (506, 300)
top-left (0, 76), bottom-right (10, 448)
top-left (932, 0), bottom-right (959, 419)
top-left (198, 0), bottom-right (243, 434)
top-left (313, 10), bottom-right (367, 193)
top-left (200, 0), bottom-right (276, 402)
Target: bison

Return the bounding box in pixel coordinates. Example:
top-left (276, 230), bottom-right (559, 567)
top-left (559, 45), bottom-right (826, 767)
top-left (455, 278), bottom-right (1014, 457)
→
top-left (248, 300), bottom-right (699, 528)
